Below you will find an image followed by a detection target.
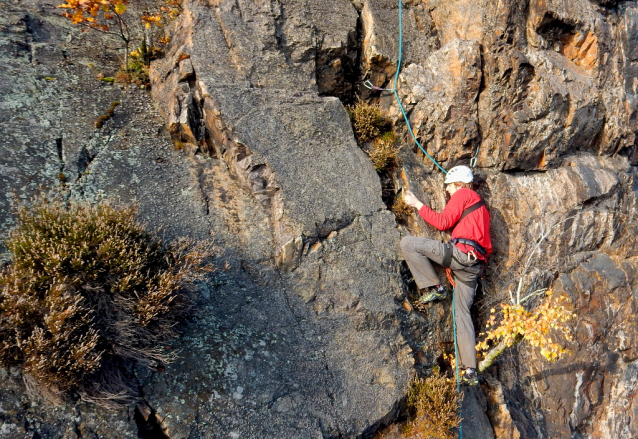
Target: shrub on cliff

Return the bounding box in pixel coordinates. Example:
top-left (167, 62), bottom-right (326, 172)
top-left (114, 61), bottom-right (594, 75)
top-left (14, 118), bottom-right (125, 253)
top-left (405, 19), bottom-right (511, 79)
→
top-left (401, 373), bottom-right (461, 439)
top-left (348, 99), bottom-right (389, 144)
top-left (58, 0), bottom-right (182, 82)
top-left (0, 197), bottom-right (213, 408)
top-left (368, 137), bottom-right (401, 172)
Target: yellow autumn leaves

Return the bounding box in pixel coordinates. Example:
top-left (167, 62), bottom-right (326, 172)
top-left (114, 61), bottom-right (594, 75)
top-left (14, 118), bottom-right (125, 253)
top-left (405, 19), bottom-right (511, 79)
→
top-left (476, 290), bottom-right (575, 363)
top-left (58, 1), bottom-right (178, 31)
top-left (58, 1), bottom-right (128, 30)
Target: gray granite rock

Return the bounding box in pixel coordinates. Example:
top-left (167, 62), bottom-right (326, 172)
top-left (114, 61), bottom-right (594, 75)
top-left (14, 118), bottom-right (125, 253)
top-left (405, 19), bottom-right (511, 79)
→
top-left (3, 0), bottom-right (638, 437)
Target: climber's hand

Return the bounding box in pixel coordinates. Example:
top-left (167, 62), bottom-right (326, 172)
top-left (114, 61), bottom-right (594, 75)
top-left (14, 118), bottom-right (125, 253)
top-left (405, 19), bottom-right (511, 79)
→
top-left (404, 190), bottom-right (422, 209)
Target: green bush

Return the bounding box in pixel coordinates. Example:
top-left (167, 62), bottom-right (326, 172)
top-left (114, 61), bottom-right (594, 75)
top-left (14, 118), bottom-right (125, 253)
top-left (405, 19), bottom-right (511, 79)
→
top-left (401, 373), bottom-right (462, 439)
top-left (0, 197), bottom-right (213, 408)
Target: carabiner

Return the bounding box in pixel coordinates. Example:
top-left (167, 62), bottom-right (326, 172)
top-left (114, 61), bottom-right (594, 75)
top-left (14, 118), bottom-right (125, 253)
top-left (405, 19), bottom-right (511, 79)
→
top-left (362, 80), bottom-right (375, 90)
top-left (467, 251), bottom-right (477, 263)
top-left (470, 156), bottom-right (477, 168)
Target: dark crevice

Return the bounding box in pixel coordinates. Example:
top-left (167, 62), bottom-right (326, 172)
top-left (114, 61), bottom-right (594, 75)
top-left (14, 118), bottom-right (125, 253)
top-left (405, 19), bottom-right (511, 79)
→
top-left (590, 0), bottom-right (619, 9)
top-left (272, 0), bottom-right (291, 65)
top-left (315, 9), bottom-right (360, 103)
top-left (301, 213), bottom-right (356, 246)
top-left (134, 401), bottom-right (170, 439)
top-left (500, 167), bottom-right (549, 175)
top-left (475, 46), bottom-right (487, 165)
top-left (196, 165), bottom-right (210, 216)
top-left (55, 137), bottom-right (63, 162)
top-left (358, 396), bottom-right (409, 439)
top-left (77, 146), bottom-right (93, 178)
top-left (535, 12), bottom-right (579, 51)
top-left (21, 14), bottom-right (34, 63)
top-left (73, 420), bottom-right (82, 438)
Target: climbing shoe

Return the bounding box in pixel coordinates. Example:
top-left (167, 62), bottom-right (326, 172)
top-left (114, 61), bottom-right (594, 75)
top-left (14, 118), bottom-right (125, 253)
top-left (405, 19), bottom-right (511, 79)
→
top-left (460, 368), bottom-right (479, 386)
top-left (418, 284), bottom-right (448, 304)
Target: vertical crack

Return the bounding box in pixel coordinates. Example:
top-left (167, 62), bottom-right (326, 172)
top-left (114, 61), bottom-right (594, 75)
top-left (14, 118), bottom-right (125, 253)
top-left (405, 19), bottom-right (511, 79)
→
top-left (195, 163), bottom-right (211, 216)
top-left (56, 137), bottom-right (66, 183)
top-left (271, 0), bottom-right (290, 64)
top-left (134, 401), bottom-right (170, 439)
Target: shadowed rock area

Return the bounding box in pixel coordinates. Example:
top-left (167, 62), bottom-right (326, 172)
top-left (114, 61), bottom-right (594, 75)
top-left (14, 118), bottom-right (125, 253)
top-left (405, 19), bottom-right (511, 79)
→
top-left (2, 0), bottom-right (638, 438)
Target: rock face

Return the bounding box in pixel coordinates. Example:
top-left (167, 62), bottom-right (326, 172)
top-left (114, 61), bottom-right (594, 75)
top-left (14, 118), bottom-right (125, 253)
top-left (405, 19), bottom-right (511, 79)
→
top-left (2, 0), bottom-right (638, 438)
top-left (365, 0), bottom-right (638, 170)
top-left (148, 1), bottom-right (413, 436)
top-left (1, 0), bottom-right (411, 438)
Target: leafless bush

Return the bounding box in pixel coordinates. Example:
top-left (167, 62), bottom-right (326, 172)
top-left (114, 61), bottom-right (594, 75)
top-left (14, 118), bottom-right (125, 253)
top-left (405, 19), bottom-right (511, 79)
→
top-left (0, 196), bottom-right (214, 408)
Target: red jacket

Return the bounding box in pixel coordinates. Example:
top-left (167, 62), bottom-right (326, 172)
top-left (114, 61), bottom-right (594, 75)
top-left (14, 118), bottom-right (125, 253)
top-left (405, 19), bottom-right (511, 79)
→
top-left (418, 188), bottom-right (492, 260)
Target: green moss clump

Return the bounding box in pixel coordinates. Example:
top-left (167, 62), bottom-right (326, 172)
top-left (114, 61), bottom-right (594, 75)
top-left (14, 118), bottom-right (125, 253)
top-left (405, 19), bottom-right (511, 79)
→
top-left (0, 197), bottom-right (214, 408)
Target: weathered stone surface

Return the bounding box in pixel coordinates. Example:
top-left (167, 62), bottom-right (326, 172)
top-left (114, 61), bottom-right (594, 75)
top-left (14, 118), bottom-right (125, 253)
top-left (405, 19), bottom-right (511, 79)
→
top-left (4, 0), bottom-right (638, 437)
top-left (151, 0), bottom-right (385, 267)
top-left (147, 1), bottom-right (415, 436)
top-left (397, 39), bottom-right (482, 164)
top-left (359, 0), bottom-right (439, 91)
top-left (1, 0), bottom-right (412, 437)
top-left (368, 0), bottom-right (638, 171)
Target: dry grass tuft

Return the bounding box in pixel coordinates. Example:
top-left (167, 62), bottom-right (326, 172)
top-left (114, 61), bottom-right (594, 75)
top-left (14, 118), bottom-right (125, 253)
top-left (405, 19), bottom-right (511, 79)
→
top-left (348, 99), bottom-right (389, 143)
top-left (368, 138), bottom-right (401, 172)
top-left (401, 374), bottom-right (462, 439)
top-left (0, 196), bottom-right (214, 408)
top-left (390, 196), bottom-right (411, 224)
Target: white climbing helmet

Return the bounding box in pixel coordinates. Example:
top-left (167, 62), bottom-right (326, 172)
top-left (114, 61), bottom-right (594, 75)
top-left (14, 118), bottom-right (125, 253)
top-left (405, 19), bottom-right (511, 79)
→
top-left (444, 165), bottom-right (474, 184)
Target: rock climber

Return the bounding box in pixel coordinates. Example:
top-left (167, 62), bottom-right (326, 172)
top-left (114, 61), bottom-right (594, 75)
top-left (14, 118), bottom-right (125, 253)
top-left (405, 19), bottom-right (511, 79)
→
top-left (400, 165), bottom-right (491, 385)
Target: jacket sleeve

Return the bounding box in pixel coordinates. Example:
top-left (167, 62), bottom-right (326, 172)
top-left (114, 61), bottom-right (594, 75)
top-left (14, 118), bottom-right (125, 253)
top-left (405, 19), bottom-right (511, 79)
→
top-left (417, 190), bottom-right (469, 231)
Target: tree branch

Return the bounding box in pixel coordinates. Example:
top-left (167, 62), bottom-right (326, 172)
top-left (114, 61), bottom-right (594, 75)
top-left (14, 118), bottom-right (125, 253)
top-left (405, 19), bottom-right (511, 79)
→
top-left (478, 333), bottom-right (523, 373)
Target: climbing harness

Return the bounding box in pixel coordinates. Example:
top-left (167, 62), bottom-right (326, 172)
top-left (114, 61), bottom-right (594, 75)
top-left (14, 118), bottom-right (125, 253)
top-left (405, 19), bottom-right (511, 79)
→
top-left (441, 243), bottom-right (453, 268)
top-left (451, 237), bottom-right (487, 260)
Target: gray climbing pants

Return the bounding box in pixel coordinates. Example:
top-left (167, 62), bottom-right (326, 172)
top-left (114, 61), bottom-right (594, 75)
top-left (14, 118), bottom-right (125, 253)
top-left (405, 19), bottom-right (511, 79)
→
top-left (400, 235), bottom-right (483, 369)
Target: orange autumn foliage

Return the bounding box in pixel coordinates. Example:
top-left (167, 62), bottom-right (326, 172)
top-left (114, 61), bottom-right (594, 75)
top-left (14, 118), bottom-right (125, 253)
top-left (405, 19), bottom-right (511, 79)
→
top-left (58, 0), bottom-right (129, 31)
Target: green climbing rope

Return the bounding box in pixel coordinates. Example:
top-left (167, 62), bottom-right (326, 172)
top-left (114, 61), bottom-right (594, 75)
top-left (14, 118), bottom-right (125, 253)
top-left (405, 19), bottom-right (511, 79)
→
top-left (392, 1), bottom-right (465, 435)
top-left (391, 0), bottom-right (447, 174)
top-left (451, 286), bottom-right (463, 439)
